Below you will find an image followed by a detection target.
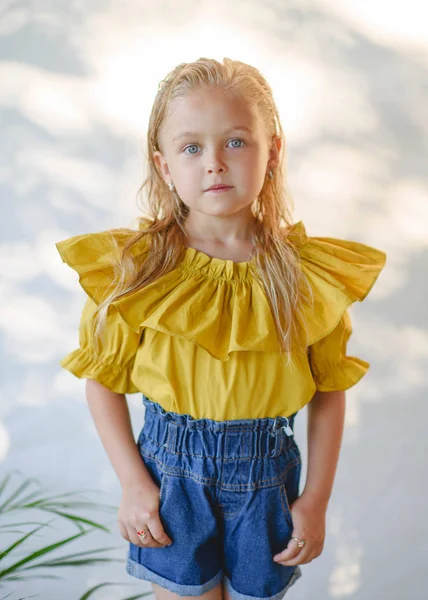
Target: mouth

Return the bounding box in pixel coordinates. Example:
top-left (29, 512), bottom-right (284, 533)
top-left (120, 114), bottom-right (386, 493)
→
top-left (205, 185), bottom-right (233, 192)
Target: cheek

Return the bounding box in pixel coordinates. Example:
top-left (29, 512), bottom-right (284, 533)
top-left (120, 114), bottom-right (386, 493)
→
top-left (238, 147), bottom-right (266, 170)
top-left (237, 153), bottom-right (266, 185)
top-left (172, 163), bottom-right (200, 197)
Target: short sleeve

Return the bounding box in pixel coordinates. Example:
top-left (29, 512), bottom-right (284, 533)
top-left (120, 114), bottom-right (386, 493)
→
top-left (60, 296), bottom-right (141, 394)
top-left (308, 309), bottom-right (369, 392)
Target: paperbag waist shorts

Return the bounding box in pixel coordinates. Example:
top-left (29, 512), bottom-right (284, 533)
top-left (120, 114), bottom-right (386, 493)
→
top-left (126, 396), bottom-right (303, 599)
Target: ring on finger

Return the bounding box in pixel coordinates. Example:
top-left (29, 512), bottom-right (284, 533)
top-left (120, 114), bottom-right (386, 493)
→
top-left (292, 536), bottom-right (306, 548)
top-left (136, 528), bottom-right (149, 541)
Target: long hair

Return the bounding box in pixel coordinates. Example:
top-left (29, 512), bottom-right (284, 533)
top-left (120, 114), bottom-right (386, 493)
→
top-left (93, 57), bottom-right (314, 366)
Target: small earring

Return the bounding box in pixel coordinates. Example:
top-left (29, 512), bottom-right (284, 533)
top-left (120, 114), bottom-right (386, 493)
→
top-left (168, 181), bottom-right (175, 191)
top-left (268, 170), bottom-right (274, 180)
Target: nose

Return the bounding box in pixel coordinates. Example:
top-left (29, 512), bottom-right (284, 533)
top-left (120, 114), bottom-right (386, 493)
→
top-left (206, 151), bottom-right (228, 175)
top-left (207, 165), bottom-right (225, 174)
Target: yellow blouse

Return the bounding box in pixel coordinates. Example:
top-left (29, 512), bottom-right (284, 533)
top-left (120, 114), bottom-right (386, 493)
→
top-left (55, 221), bottom-right (386, 420)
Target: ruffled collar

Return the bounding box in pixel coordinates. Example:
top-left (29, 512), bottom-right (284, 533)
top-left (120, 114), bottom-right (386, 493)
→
top-left (179, 220), bottom-right (308, 282)
top-left (56, 220), bottom-right (386, 360)
top-left (181, 246), bottom-right (252, 281)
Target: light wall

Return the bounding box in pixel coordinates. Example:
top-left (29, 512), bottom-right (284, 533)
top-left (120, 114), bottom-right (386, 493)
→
top-left (1, 1), bottom-right (427, 599)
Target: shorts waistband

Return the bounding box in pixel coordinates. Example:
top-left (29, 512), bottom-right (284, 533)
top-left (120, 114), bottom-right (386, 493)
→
top-left (141, 396), bottom-right (298, 459)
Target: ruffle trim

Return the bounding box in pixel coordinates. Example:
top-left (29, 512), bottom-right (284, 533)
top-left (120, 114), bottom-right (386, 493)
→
top-left (60, 346), bottom-right (139, 394)
top-left (56, 221), bottom-right (387, 360)
top-left (55, 228), bottom-right (150, 305)
top-left (298, 230), bottom-right (387, 346)
top-left (311, 355), bottom-right (370, 392)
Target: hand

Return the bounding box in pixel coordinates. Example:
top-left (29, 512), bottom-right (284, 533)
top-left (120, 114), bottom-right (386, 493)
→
top-left (273, 493), bottom-right (326, 566)
top-left (118, 480), bottom-right (173, 548)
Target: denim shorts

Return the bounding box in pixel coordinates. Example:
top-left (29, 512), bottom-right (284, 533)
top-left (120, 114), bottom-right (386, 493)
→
top-left (126, 396), bottom-right (303, 599)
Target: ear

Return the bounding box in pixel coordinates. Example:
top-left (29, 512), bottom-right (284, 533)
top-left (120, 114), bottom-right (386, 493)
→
top-left (268, 136), bottom-right (282, 169)
top-left (153, 150), bottom-right (171, 181)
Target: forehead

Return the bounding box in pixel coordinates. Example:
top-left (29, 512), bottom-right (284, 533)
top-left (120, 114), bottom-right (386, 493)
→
top-left (161, 87), bottom-right (262, 141)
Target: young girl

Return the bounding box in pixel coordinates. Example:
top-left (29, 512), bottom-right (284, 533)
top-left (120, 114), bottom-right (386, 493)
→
top-left (56, 57), bottom-right (386, 600)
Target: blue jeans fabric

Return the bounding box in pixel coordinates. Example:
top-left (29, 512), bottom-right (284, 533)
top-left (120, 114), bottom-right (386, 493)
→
top-left (126, 396), bottom-right (303, 599)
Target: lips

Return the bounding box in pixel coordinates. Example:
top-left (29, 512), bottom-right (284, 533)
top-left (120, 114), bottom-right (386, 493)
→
top-left (205, 184), bottom-right (233, 191)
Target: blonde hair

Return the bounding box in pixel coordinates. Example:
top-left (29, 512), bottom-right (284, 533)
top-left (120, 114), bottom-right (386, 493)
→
top-left (93, 57), bottom-right (314, 366)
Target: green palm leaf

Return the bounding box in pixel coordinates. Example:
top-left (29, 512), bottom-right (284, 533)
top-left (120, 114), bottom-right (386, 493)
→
top-left (0, 470), bottom-right (151, 599)
top-left (79, 583), bottom-right (153, 600)
top-left (0, 527), bottom-right (89, 578)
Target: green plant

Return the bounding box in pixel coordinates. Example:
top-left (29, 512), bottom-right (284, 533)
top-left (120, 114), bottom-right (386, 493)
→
top-left (0, 469), bottom-right (152, 599)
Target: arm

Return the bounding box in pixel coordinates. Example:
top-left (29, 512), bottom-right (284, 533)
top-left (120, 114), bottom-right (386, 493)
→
top-left (301, 389), bottom-right (346, 508)
top-left (85, 379), bottom-right (153, 490)
top-left (273, 389), bottom-right (345, 565)
top-left (85, 379), bottom-right (173, 547)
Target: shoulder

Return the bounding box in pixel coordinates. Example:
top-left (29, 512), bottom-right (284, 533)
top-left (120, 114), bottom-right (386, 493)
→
top-left (286, 220), bottom-right (387, 344)
top-left (287, 220), bottom-right (387, 297)
top-left (55, 225), bottom-right (151, 303)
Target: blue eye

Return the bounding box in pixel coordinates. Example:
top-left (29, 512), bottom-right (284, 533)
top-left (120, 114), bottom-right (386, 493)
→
top-left (182, 138), bottom-right (245, 154)
top-left (183, 144), bottom-right (199, 155)
top-left (228, 138), bottom-right (245, 148)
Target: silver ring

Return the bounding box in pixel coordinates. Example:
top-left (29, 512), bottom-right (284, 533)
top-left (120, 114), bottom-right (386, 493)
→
top-left (292, 536), bottom-right (306, 548)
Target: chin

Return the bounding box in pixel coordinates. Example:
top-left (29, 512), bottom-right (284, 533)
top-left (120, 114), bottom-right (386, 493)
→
top-left (204, 206), bottom-right (245, 217)
top-left (185, 196), bottom-right (251, 216)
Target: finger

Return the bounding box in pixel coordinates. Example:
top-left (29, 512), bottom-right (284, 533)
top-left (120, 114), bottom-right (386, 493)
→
top-left (127, 524), bottom-right (147, 547)
top-left (279, 541), bottom-right (316, 566)
top-left (280, 545), bottom-right (311, 566)
top-left (273, 536), bottom-right (304, 563)
top-left (137, 523), bottom-right (168, 548)
top-left (307, 543), bottom-right (323, 562)
top-left (118, 522), bottom-right (130, 542)
top-left (129, 524), bottom-right (159, 547)
top-left (146, 514), bottom-right (173, 546)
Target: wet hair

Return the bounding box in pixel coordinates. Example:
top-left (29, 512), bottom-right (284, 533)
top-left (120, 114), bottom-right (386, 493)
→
top-left (93, 57), bottom-right (313, 366)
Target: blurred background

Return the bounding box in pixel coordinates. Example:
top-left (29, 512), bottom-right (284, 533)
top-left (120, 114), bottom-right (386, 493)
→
top-left (1, 0), bottom-right (427, 598)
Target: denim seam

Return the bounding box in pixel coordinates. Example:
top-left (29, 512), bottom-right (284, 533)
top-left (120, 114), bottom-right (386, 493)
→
top-left (159, 471), bottom-right (168, 504)
top-left (280, 482), bottom-right (293, 528)
top-left (139, 449), bottom-right (301, 489)
top-left (141, 446), bottom-right (301, 476)
top-left (273, 432), bottom-right (284, 458)
top-left (165, 425), bottom-right (171, 451)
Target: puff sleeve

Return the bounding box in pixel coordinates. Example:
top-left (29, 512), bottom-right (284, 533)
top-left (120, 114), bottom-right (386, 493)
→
top-left (60, 296), bottom-right (141, 394)
top-left (284, 221), bottom-right (387, 393)
top-left (307, 308), bottom-right (369, 392)
top-left (56, 228), bottom-right (149, 394)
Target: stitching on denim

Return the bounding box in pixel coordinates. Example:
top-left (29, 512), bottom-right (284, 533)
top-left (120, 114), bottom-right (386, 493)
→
top-left (171, 424), bottom-right (178, 454)
top-left (220, 462), bottom-right (301, 521)
top-left (145, 435), bottom-right (296, 460)
top-left (159, 471), bottom-right (168, 505)
top-left (139, 448), bottom-right (301, 490)
top-left (165, 424), bottom-right (171, 451)
top-left (140, 446), bottom-right (301, 479)
top-left (280, 483), bottom-right (293, 527)
top-left (273, 432), bottom-right (284, 457)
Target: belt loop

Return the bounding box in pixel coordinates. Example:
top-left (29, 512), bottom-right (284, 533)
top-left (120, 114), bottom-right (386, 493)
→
top-left (274, 426), bottom-right (283, 456)
top-left (270, 416), bottom-right (279, 437)
top-left (163, 420), bottom-right (178, 451)
top-left (162, 419), bottom-right (171, 450)
top-left (282, 417), bottom-right (293, 437)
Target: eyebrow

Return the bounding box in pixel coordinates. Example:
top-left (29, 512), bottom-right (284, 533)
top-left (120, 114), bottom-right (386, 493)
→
top-left (172, 126), bottom-right (253, 144)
